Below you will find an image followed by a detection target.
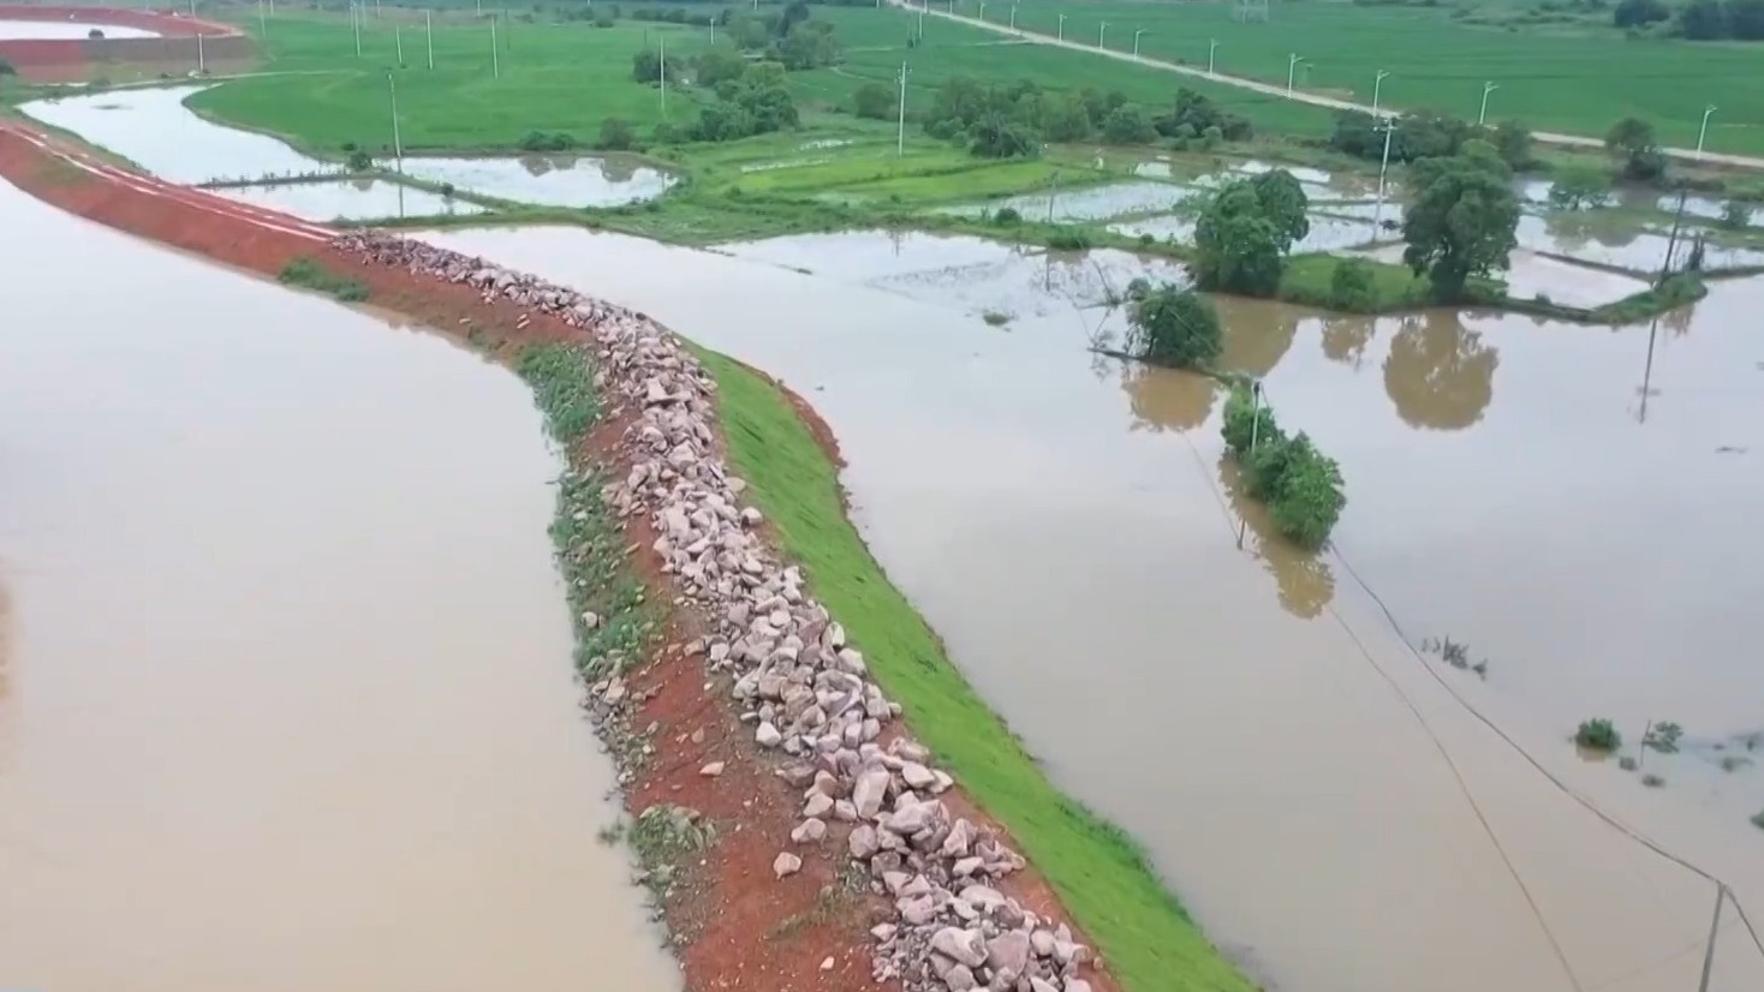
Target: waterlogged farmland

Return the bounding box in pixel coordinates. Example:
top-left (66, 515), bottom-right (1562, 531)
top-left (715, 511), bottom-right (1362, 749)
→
top-left (423, 223), bottom-right (1764, 992)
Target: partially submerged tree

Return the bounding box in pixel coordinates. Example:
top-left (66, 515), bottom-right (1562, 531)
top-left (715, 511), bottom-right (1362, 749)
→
top-left (1193, 170), bottom-right (1310, 296)
top-left (1124, 284), bottom-right (1222, 369)
top-left (1402, 143), bottom-right (1520, 301)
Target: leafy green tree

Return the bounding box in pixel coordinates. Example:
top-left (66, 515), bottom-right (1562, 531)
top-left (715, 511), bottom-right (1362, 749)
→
top-left (968, 112), bottom-right (1036, 158)
top-left (1679, 0), bottom-right (1729, 37)
top-left (1079, 87), bottom-right (1127, 129)
top-left (1192, 170), bottom-right (1310, 296)
top-left (1720, 199), bottom-right (1754, 229)
top-left (1733, 0), bottom-right (1764, 37)
top-left (1260, 434), bottom-right (1346, 550)
top-left (1491, 120), bottom-right (1534, 170)
top-left (1548, 163), bottom-right (1612, 210)
top-left (1402, 150), bottom-right (1519, 300)
top-left (1043, 94), bottom-right (1092, 141)
top-left (1606, 117), bottom-right (1667, 181)
top-left (695, 45), bottom-right (747, 87)
top-left (1613, 0), bottom-right (1670, 26)
top-left (853, 82), bottom-right (893, 120)
top-left (346, 149), bottom-right (373, 172)
top-left (1125, 284), bottom-right (1222, 369)
top-left (0, 57), bottom-right (15, 77)
top-left (776, 20), bottom-right (840, 69)
top-left (1222, 383), bottom-right (1278, 452)
top-left (1101, 105), bottom-right (1156, 145)
top-left (632, 49), bottom-right (662, 83)
top-left (596, 117), bottom-right (636, 151)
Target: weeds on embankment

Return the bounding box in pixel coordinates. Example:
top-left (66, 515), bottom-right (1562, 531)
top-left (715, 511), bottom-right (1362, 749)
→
top-left (277, 257), bottom-right (368, 302)
top-left (516, 342), bottom-right (652, 678)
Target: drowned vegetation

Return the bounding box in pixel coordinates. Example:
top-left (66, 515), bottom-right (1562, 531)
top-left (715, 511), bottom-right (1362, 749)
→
top-left (1119, 170), bottom-right (1349, 550)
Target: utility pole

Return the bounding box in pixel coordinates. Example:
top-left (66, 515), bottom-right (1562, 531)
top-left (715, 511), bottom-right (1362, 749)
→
top-left (1377, 117), bottom-right (1395, 201)
top-left (1098, 20), bottom-right (1107, 48)
top-left (659, 36), bottom-right (667, 117)
top-left (395, 25), bottom-right (403, 66)
top-left (1132, 28), bottom-right (1145, 56)
top-left (353, 2), bottom-right (362, 57)
top-left (1208, 38), bottom-right (1218, 76)
top-left (896, 61), bottom-right (910, 156)
top-left (490, 17), bottom-right (498, 77)
top-left (1372, 69), bottom-right (1390, 117)
top-left (1287, 53), bottom-right (1305, 98)
top-left (977, 0), bottom-right (985, 21)
top-left (196, 31), bottom-right (205, 73)
top-left (1696, 104), bottom-right (1716, 160)
top-left (1009, 4), bottom-right (1017, 28)
top-left (1478, 80), bottom-right (1498, 126)
top-left (1056, 12), bottom-right (1065, 40)
top-left (388, 72), bottom-right (403, 172)
top-left (426, 9), bottom-right (434, 69)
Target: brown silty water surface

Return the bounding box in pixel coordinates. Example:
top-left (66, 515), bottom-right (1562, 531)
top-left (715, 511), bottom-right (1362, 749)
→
top-left (424, 225), bottom-right (1764, 992)
top-left (0, 181), bottom-right (680, 992)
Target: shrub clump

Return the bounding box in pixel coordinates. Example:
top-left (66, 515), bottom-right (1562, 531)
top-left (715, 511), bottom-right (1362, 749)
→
top-left (1329, 258), bottom-right (1377, 311)
top-left (596, 117), bottom-right (636, 151)
top-left (518, 130), bottom-right (577, 152)
top-left (1575, 717), bottom-right (1622, 752)
top-left (1220, 384), bottom-right (1346, 549)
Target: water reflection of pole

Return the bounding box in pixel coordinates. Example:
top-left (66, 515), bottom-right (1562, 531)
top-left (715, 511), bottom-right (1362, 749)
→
top-left (1637, 315), bottom-right (1659, 424)
top-left (1696, 884), bottom-right (1726, 992)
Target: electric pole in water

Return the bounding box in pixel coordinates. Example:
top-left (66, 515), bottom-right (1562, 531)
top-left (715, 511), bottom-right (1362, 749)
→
top-left (1377, 117), bottom-right (1395, 202)
top-left (896, 61), bottom-right (910, 156)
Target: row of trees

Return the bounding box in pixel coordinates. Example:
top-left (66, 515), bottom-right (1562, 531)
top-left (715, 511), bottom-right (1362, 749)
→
top-left (1221, 386), bottom-right (1347, 550)
top-left (1329, 111), bottom-right (1533, 171)
top-left (1617, 0), bottom-right (1764, 38)
top-left (912, 79), bottom-right (1252, 159)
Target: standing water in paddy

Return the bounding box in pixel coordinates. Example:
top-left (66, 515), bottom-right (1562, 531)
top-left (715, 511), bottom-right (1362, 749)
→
top-left (421, 224), bottom-right (1764, 992)
top-left (0, 181), bottom-right (679, 992)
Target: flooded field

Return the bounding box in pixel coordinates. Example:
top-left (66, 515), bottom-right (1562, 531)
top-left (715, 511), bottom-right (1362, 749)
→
top-left (0, 181), bottom-right (679, 992)
top-left (938, 180), bottom-right (1201, 222)
top-left (0, 18), bottom-right (157, 38)
top-left (219, 178), bottom-right (486, 222)
top-left (395, 153), bottom-right (677, 208)
top-left (19, 88), bottom-right (674, 209)
top-left (1108, 211), bottom-right (1385, 253)
top-left (22, 85), bottom-right (324, 184)
top-left (424, 223), bottom-right (1764, 992)
top-left (719, 230), bottom-right (1187, 318)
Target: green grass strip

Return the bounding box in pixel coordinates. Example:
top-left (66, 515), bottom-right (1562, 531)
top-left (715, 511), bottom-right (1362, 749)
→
top-left (277, 257), bottom-right (369, 303)
top-left (692, 346), bottom-right (1253, 992)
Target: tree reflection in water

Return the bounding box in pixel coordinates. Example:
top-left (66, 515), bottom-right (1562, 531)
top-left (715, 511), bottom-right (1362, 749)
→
top-left (1217, 299), bottom-right (1301, 377)
top-left (1218, 456), bottom-right (1335, 618)
top-left (1119, 360), bottom-right (1220, 433)
top-left (1382, 311), bottom-right (1499, 431)
top-left (1320, 314), bottom-right (1377, 370)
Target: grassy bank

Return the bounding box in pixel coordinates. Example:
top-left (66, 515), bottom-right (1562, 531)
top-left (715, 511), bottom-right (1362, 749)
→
top-left (692, 346), bottom-right (1254, 992)
top-left (278, 256), bottom-right (369, 301)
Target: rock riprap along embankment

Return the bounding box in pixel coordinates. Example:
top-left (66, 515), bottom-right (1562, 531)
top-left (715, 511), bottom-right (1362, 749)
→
top-left (337, 232), bottom-right (1102, 992)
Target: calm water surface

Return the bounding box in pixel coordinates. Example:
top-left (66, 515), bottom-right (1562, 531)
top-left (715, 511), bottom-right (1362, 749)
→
top-left (0, 18), bottom-right (158, 38)
top-left (424, 224), bottom-right (1764, 992)
top-left (0, 182), bottom-right (678, 992)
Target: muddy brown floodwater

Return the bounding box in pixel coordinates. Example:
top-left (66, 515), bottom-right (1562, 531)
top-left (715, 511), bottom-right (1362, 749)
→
top-left (425, 225), bottom-right (1764, 992)
top-left (0, 181), bottom-right (679, 992)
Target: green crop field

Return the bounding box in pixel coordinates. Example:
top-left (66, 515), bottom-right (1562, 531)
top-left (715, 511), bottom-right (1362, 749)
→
top-left (949, 0), bottom-right (1763, 155)
top-left (188, 11), bottom-right (714, 154)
